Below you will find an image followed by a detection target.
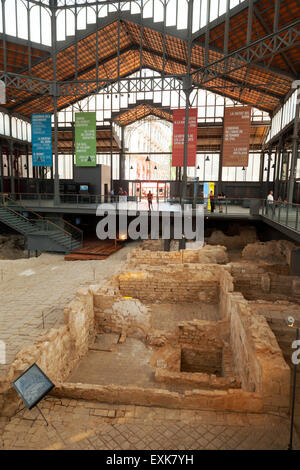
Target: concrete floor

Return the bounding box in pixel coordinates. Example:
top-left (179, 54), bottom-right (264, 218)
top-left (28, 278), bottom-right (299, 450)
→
top-left (68, 337), bottom-right (158, 389)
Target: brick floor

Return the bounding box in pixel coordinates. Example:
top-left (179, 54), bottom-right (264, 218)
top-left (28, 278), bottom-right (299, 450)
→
top-left (0, 397), bottom-right (299, 450)
top-left (0, 243), bottom-right (137, 377)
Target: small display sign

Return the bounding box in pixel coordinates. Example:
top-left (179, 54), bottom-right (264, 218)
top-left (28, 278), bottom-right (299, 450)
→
top-left (12, 363), bottom-right (54, 410)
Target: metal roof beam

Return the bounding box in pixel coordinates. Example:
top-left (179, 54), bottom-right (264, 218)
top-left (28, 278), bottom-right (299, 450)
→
top-left (192, 19), bottom-right (300, 85)
top-left (253, 4), bottom-right (298, 76)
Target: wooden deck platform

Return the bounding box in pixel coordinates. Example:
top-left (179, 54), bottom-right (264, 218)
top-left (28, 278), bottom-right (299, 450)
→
top-left (64, 239), bottom-right (124, 261)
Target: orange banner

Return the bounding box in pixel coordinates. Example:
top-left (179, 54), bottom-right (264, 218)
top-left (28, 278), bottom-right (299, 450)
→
top-left (172, 108), bottom-right (197, 167)
top-left (222, 107), bottom-right (251, 167)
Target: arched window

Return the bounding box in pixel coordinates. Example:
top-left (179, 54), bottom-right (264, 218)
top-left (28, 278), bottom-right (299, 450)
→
top-left (0, 113), bottom-right (4, 135)
top-left (4, 114), bottom-right (10, 136)
top-left (17, 119), bottom-right (22, 140)
top-left (12, 117), bottom-right (17, 138)
top-left (22, 121), bottom-right (27, 141)
top-left (17, 0), bottom-right (28, 40)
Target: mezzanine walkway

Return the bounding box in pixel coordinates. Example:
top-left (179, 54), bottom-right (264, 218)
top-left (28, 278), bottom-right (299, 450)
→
top-left (3, 193), bottom-right (300, 242)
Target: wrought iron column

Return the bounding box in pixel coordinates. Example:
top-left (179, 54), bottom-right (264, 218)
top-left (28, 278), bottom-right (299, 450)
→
top-left (218, 117), bottom-right (224, 193)
top-left (50, 0), bottom-right (60, 205)
top-left (119, 126), bottom-right (125, 181)
top-left (52, 93), bottom-right (60, 205)
top-left (9, 138), bottom-right (14, 195)
top-left (0, 144), bottom-right (3, 194)
top-left (274, 137), bottom-right (283, 199)
top-left (181, 0), bottom-right (194, 203)
top-left (288, 85), bottom-right (300, 203)
top-left (110, 121), bottom-right (113, 190)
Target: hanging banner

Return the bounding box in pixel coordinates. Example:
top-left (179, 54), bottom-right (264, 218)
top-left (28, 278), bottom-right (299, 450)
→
top-left (172, 108), bottom-right (197, 167)
top-left (31, 113), bottom-right (53, 167)
top-left (222, 106), bottom-right (251, 167)
top-left (75, 112), bottom-right (96, 166)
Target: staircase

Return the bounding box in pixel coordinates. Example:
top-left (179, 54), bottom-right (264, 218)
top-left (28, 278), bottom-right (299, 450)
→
top-left (0, 196), bottom-right (82, 254)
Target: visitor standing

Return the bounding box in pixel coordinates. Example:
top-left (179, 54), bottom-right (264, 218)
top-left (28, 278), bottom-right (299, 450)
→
top-left (209, 191), bottom-right (215, 213)
top-left (147, 191), bottom-right (153, 211)
top-left (267, 190), bottom-right (274, 216)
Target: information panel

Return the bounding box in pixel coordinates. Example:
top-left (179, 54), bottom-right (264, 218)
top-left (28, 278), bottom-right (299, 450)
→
top-left (172, 108), bottom-right (197, 167)
top-left (12, 363), bottom-right (54, 410)
top-left (222, 106), bottom-right (251, 167)
top-left (75, 112), bottom-right (97, 167)
top-left (31, 113), bottom-right (53, 167)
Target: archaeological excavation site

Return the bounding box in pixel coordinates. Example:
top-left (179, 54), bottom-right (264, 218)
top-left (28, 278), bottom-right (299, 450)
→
top-left (1, 224), bottom-right (300, 451)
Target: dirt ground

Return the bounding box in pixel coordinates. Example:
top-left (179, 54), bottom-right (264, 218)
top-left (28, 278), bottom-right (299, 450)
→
top-left (0, 234), bottom-right (26, 260)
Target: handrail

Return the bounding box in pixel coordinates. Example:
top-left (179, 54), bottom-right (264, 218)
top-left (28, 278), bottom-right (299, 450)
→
top-left (3, 191), bottom-right (300, 209)
top-left (1, 196), bottom-right (74, 239)
top-left (42, 219), bottom-right (73, 238)
top-left (0, 205), bottom-right (35, 223)
top-left (25, 219), bottom-right (73, 238)
top-left (2, 194), bottom-right (82, 242)
top-left (4, 195), bottom-right (44, 220)
top-left (46, 216), bottom-right (83, 236)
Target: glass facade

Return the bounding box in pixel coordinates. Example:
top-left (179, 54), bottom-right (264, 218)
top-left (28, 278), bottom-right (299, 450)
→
top-left (0, 112), bottom-right (31, 142)
top-left (0, 1), bottom-right (248, 46)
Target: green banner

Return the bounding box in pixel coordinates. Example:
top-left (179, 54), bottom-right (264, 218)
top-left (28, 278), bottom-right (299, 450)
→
top-left (75, 112), bottom-right (96, 166)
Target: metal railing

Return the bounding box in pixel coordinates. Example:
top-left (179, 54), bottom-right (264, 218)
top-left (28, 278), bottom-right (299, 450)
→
top-left (0, 194), bottom-right (83, 246)
top-left (0, 192), bottom-right (265, 211)
top-left (2, 191), bottom-right (300, 235)
top-left (262, 199), bottom-right (300, 232)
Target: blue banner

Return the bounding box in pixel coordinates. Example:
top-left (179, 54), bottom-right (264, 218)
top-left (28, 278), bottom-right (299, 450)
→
top-left (31, 113), bottom-right (52, 167)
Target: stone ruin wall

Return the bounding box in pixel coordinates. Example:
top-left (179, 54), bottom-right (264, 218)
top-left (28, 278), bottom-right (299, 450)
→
top-left (231, 263), bottom-right (300, 303)
top-left (205, 226), bottom-right (258, 249)
top-left (127, 242), bottom-right (229, 267)
top-left (91, 260), bottom-right (290, 414)
top-left (118, 265), bottom-right (224, 304)
top-left (0, 240), bottom-right (294, 418)
top-left (242, 240), bottom-right (297, 266)
top-left (0, 287), bottom-right (95, 418)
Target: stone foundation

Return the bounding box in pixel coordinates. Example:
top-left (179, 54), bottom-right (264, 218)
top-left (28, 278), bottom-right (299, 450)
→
top-left (231, 263), bottom-right (300, 303)
top-left (242, 240), bottom-right (296, 265)
top-left (118, 265), bottom-right (226, 304)
top-left (205, 226), bottom-right (258, 249)
top-left (0, 239), bottom-right (294, 418)
top-left (0, 287), bottom-right (95, 417)
top-left (128, 242), bottom-right (228, 267)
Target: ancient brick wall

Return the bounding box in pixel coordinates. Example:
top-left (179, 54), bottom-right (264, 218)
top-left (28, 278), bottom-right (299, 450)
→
top-left (52, 381), bottom-right (264, 413)
top-left (232, 263), bottom-right (300, 303)
top-left (0, 287), bottom-right (95, 417)
top-left (93, 290), bottom-right (151, 339)
top-left (127, 244), bottom-right (228, 267)
top-left (242, 240), bottom-right (296, 266)
top-left (225, 290), bottom-right (290, 413)
top-left (118, 265), bottom-right (224, 304)
top-left (178, 319), bottom-right (229, 344)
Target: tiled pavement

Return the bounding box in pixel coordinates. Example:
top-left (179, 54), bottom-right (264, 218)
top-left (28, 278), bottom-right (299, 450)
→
top-left (0, 244), bottom-right (137, 376)
top-left (0, 397), bottom-right (298, 450)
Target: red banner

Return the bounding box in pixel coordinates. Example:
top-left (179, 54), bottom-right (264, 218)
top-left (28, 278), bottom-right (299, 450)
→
top-left (172, 108), bottom-right (197, 167)
top-left (222, 106), bottom-right (251, 167)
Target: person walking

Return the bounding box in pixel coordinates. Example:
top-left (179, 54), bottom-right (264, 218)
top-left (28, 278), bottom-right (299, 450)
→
top-left (147, 191), bottom-right (153, 211)
top-left (209, 191), bottom-right (215, 213)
